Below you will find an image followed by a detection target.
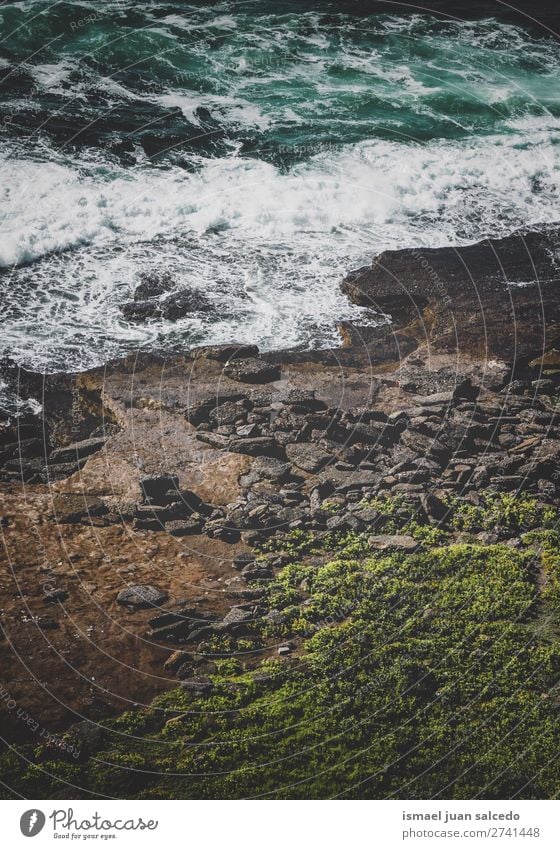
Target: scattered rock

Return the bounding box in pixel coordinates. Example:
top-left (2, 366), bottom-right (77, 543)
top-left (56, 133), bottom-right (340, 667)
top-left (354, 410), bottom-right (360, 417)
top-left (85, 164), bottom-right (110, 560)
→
top-left (286, 443), bottom-right (331, 473)
top-left (241, 564), bottom-right (274, 582)
top-left (224, 358), bottom-right (281, 384)
top-left (163, 650), bottom-right (194, 672)
top-left (180, 677), bottom-right (213, 697)
top-left (251, 457), bottom-right (292, 481)
top-left (116, 585), bottom-right (168, 609)
top-left (166, 518), bottom-right (202, 536)
top-left (233, 552), bottom-right (256, 571)
top-left (43, 588), bottom-right (69, 603)
top-left (236, 423), bottom-right (260, 438)
top-left (279, 390), bottom-right (326, 412)
top-left (227, 436), bottom-right (279, 457)
top-left (222, 606), bottom-right (253, 631)
top-left (49, 437), bottom-right (107, 464)
top-left (367, 534), bottom-right (418, 552)
top-left (412, 391), bottom-right (454, 407)
top-left (420, 492), bottom-right (449, 523)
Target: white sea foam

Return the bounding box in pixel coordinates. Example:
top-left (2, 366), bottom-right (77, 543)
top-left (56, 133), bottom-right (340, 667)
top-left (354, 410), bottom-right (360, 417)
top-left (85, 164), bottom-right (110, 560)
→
top-left (28, 61), bottom-right (73, 89)
top-left (2, 120), bottom-right (560, 270)
top-left (154, 92), bottom-right (271, 130)
top-left (2, 121), bottom-right (560, 370)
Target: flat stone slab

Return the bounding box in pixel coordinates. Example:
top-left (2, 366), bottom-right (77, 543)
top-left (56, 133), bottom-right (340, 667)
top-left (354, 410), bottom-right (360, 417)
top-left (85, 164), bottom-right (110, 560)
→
top-left (49, 437), bottom-right (107, 464)
top-left (116, 585), bottom-right (168, 608)
top-left (368, 534), bottom-right (418, 552)
top-left (224, 358), bottom-right (281, 384)
top-left (286, 443), bottom-right (331, 473)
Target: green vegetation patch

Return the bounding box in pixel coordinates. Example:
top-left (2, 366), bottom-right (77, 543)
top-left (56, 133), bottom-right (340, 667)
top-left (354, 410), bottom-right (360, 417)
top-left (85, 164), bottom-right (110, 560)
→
top-left (2, 494), bottom-right (560, 799)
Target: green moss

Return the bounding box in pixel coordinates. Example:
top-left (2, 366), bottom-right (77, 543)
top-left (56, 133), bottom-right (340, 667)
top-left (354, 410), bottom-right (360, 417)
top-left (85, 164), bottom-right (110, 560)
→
top-left (451, 492), bottom-right (557, 534)
top-left (404, 521), bottom-right (449, 546)
top-left (3, 492), bottom-right (560, 799)
top-left (524, 530), bottom-right (560, 616)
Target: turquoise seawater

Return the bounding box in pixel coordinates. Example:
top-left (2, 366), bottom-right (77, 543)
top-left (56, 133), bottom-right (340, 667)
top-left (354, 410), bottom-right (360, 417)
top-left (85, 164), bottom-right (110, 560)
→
top-left (1, 1), bottom-right (560, 370)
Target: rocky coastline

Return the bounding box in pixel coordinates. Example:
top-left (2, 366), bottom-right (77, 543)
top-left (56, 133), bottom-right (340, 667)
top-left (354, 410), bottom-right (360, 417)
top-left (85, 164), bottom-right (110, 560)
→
top-left (3, 223), bottom-right (560, 798)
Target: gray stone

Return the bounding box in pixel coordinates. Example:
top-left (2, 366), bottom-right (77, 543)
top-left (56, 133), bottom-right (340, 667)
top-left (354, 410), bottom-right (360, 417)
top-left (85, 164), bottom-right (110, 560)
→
top-left (49, 437), bottom-right (107, 465)
top-left (225, 358), bottom-right (281, 384)
top-left (116, 585), bottom-right (168, 608)
top-left (209, 401), bottom-right (249, 425)
top-left (368, 534), bottom-right (418, 552)
top-left (286, 443), bottom-right (331, 473)
top-left (166, 518), bottom-right (202, 536)
top-left (252, 456), bottom-right (292, 481)
top-left (222, 606), bottom-right (252, 628)
top-left (227, 437), bottom-right (278, 457)
top-left (241, 564), bottom-right (274, 582)
top-left (236, 423), bottom-right (260, 438)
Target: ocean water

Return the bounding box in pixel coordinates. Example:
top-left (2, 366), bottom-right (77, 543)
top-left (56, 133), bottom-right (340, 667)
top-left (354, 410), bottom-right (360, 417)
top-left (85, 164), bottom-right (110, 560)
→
top-left (1, 1), bottom-right (560, 372)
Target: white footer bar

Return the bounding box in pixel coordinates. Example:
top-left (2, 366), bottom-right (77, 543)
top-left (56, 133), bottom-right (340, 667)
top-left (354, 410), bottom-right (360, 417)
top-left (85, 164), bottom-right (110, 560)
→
top-left (3, 799), bottom-right (558, 848)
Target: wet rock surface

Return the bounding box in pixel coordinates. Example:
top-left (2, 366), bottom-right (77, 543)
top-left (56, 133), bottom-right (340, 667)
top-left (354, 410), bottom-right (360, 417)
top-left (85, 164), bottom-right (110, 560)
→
top-left (120, 272), bottom-right (213, 322)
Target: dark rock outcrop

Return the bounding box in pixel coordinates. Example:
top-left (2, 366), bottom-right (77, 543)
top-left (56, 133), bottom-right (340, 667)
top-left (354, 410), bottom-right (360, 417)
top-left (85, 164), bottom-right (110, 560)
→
top-left (122, 288), bottom-right (212, 322)
top-left (341, 224), bottom-right (560, 362)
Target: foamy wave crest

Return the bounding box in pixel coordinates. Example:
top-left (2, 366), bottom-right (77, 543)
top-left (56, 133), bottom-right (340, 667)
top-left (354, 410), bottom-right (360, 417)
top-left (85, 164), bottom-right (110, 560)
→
top-left (2, 121), bottom-right (560, 270)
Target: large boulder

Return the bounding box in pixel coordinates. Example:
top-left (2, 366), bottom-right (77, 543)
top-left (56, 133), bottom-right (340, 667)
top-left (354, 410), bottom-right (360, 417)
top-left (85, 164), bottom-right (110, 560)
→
top-left (341, 224), bottom-right (560, 361)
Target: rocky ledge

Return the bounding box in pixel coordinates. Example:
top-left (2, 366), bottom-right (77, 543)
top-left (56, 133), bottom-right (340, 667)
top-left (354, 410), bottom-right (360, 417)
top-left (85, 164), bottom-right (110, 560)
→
top-left (341, 223), bottom-right (560, 361)
top-left (2, 223), bottom-right (560, 798)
